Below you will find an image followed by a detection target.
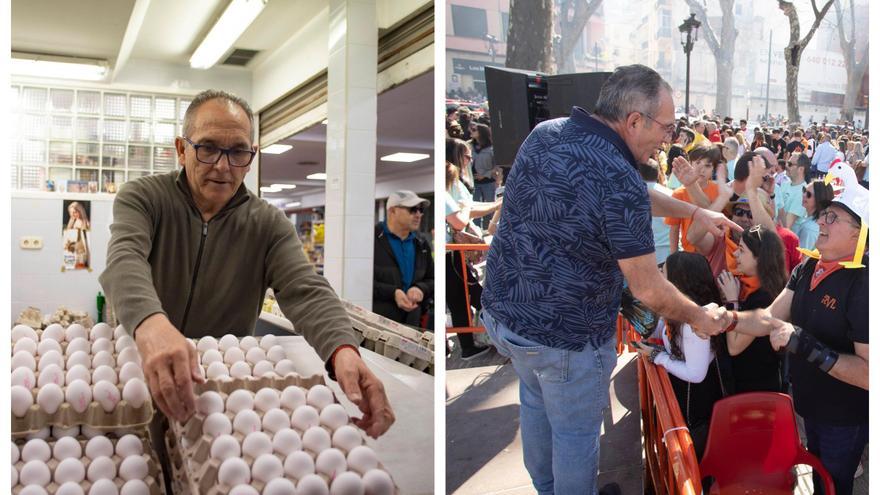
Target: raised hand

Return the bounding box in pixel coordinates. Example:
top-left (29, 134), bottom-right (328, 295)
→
top-left (746, 155), bottom-right (767, 192)
top-left (672, 156), bottom-right (700, 186)
top-left (716, 271), bottom-right (741, 304)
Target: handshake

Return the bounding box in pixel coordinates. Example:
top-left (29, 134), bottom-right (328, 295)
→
top-left (692, 304), bottom-right (796, 350)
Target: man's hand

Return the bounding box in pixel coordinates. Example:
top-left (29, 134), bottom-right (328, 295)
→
top-left (406, 286), bottom-right (424, 305)
top-left (134, 313), bottom-right (204, 423)
top-left (394, 289), bottom-right (418, 312)
top-left (333, 347), bottom-right (395, 438)
top-left (769, 319), bottom-right (796, 351)
top-left (745, 155), bottom-right (767, 192)
top-left (672, 156), bottom-right (700, 186)
top-left (692, 207), bottom-right (743, 238)
top-left (691, 303), bottom-right (733, 339)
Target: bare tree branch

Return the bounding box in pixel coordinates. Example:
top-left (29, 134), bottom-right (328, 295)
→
top-left (683, 0), bottom-right (720, 55)
top-left (801, 0), bottom-right (834, 49)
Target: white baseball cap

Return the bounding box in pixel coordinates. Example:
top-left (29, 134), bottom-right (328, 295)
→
top-left (387, 190), bottom-right (430, 209)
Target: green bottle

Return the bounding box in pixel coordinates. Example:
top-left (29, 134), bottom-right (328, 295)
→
top-left (97, 291), bottom-right (105, 323)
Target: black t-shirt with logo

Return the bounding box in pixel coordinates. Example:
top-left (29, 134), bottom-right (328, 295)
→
top-left (728, 288), bottom-right (781, 394)
top-left (787, 257), bottom-right (869, 425)
top-left (786, 140), bottom-right (805, 155)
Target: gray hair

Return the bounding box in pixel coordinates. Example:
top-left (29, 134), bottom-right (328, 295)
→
top-left (182, 89), bottom-right (255, 142)
top-left (593, 64), bottom-right (672, 123)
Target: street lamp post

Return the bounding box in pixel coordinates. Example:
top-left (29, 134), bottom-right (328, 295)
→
top-left (678, 13), bottom-right (701, 117)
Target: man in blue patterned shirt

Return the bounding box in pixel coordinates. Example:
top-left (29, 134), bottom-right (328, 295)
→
top-left (481, 65), bottom-right (739, 495)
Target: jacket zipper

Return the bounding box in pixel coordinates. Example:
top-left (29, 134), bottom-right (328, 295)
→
top-left (180, 221), bottom-right (208, 333)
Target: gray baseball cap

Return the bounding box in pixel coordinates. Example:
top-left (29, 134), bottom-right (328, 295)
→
top-left (387, 190), bottom-right (430, 208)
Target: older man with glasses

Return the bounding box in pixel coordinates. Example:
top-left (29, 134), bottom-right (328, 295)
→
top-left (776, 152), bottom-right (810, 230)
top-left (373, 191), bottom-right (433, 327)
top-left (99, 89), bottom-right (394, 438)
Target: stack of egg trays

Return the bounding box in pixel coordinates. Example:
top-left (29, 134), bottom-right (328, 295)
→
top-left (11, 327), bottom-right (154, 435)
top-left (165, 374), bottom-right (399, 495)
top-left (12, 430), bottom-right (167, 495)
top-left (342, 302), bottom-right (434, 374)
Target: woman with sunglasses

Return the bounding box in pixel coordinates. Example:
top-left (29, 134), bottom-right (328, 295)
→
top-left (793, 179), bottom-right (834, 251)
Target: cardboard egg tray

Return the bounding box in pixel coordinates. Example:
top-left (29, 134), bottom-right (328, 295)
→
top-left (342, 301), bottom-right (434, 375)
top-left (165, 376), bottom-right (399, 494)
top-left (195, 372), bottom-right (325, 396)
top-left (12, 434), bottom-right (166, 495)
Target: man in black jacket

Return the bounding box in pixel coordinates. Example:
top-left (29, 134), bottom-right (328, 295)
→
top-left (373, 191), bottom-right (433, 327)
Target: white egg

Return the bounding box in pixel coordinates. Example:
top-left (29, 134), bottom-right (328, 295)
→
top-left (297, 473), bottom-right (330, 495)
top-left (217, 457), bottom-right (251, 486)
top-left (85, 436), bottom-right (114, 460)
top-left (66, 364), bottom-right (92, 385)
top-left (119, 479), bottom-right (150, 495)
top-left (266, 345), bottom-right (287, 363)
top-left (263, 478), bottom-right (297, 495)
top-left (20, 459), bottom-right (51, 486)
top-left (284, 450), bottom-right (316, 478)
top-left (254, 388), bottom-right (281, 412)
top-left (239, 336), bottom-right (259, 351)
top-left (330, 471), bottom-right (365, 495)
top-left (303, 426), bottom-right (332, 453)
top-left (320, 403), bottom-right (350, 430)
top-left (274, 359), bottom-right (297, 376)
top-left (228, 486), bottom-right (260, 495)
top-left (12, 442), bottom-right (20, 463)
top-left (260, 334), bottom-right (278, 350)
top-left (22, 438), bottom-right (51, 462)
top-left (12, 350), bottom-right (37, 371)
top-left (307, 385), bottom-right (335, 410)
top-left (203, 412), bottom-right (233, 438)
top-left (209, 434), bottom-right (241, 461)
top-left (251, 453), bottom-right (284, 483)
top-left (218, 334), bottom-right (239, 352)
top-left (37, 339), bottom-right (62, 356)
top-left (86, 455), bottom-right (116, 481)
top-left (292, 405), bottom-right (320, 431)
top-left (53, 425), bottom-right (81, 438)
top-left (12, 366), bottom-right (36, 389)
top-left (92, 365), bottom-right (118, 385)
top-left (11, 464), bottom-right (17, 487)
top-left (26, 427), bottom-right (51, 440)
top-left (262, 408), bottom-right (290, 434)
top-left (201, 349), bottom-right (223, 365)
top-left (226, 389), bottom-right (255, 414)
top-left (20, 486), bottom-right (49, 495)
top-left (229, 361), bottom-right (251, 379)
top-left (223, 347), bottom-right (246, 365)
top-left (114, 325), bottom-right (128, 340)
top-left (65, 323), bottom-right (89, 342)
top-left (206, 361), bottom-right (230, 380)
top-left (347, 445), bottom-right (378, 473)
top-left (91, 351), bottom-right (115, 369)
top-left (197, 335), bottom-right (219, 352)
top-left (252, 360), bottom-right (276, 377)
top-left (92, 380), bottom-right (121, 412)
top-left (65, 337), bottom-right (91, 356)
top-left (36, 383), bottom-right (64, 414)
top-left (65, 379), bottom-right (93, 413)
top-left (122, 378), bottom-right (150, 408)
top-left (118, 362), bottom-right (145, 384)
top-left (272, 428), bottom-right (302, 456)
top-left (13, 337), bottom-right (38, 355)
top-left (118, 455), bottom-right (148, 481)
top-left (89, 478), bottom-right (119, 495)
top-left (56, 481), bottom-right (86, 495)
top-left (91, 338), bottom-right (113, 355)
top-left (316, 448), bottom-right (348, 477)
top-left (362, 469), bottom-right (394, 495)
top-left (114, 336), bottom-right (135, 353)
top-left (332, 425), bottom-right (362, 452)
top-left (11, 324), bottom-right (38, 342)
top-left (66, 350), bottom-right (91, 370)
top-left (38, 350), bottom-right (64, 371)
top-left (115, 434), bottom-right (143, 458)
top-left (54, 457), bottom-right (86, 484)
top-left (245, 346), bottom-right (266, 365)
top-left (89, 323), bottom-right (113, 341)
top-left (38, 364), bottom-right (66, 388)
top-left (196, 391), bottom-right (225, 416)
top-left (41, 324), bottom-right (65, 342)
top-left (233, 409), bottom-right (262, 435)
top-left (12, 385), bottom-right (35, 417)
top-left (281, 386), bottom-right (307, 411)
top-left (241, 431), bottom-right (273, 458)
top-left (53, 436), bottom-right (82, 461)
top-left (116, 347), bottom-right (142, 367)
top-left (80, 426), bottom-right (103, 439)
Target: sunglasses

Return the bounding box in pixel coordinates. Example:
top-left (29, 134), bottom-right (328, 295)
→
top-left (403, 206), bottom-right (425, 214)
top-left (802, 186), bottom-right (812, 199)
top-left (732, 207), bottom-right (753, 219)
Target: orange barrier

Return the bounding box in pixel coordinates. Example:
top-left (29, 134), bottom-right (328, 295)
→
top-left (445, 243), bottom-right (490, 334)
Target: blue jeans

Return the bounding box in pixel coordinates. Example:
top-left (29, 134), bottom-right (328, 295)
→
top-left (483, 311), bottom-right (617, 495)
top-left (803, 419), bottom-right (868, 495)
top-left (472, 181), bottom-right (497, 229)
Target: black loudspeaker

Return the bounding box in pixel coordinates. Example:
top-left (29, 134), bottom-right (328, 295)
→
top-left (485, 67), bottom-right (611, 167)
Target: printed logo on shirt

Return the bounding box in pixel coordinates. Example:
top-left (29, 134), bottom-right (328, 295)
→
top-left (821, 294), bottom-right (838, 310)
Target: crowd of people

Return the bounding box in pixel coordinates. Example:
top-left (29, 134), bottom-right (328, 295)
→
top-left (447, 64), bottom-right (869, 495)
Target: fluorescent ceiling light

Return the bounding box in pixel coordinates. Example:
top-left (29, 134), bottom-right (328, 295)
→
top-left (285, 202), bottom-right (302, 208)
top-left (260, 186), bottom-right (281, 193)
top-left (306, 173), bottom-right (327, 180)
top-left (380, 152), bottom-right (431, 163)
top-left (11, 53), bottom-right (108, 81)
top-left (270, 183), bottom-right (297, 190)
top-left (190, 0), bottom-right (267, 69)
top-left (261, 144), bottom-right (292, 154)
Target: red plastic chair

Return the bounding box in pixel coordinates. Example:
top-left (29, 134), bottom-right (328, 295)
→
top-left (699, 392), bottom-right (835, 495)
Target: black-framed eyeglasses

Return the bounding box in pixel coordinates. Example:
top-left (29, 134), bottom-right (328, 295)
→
top-left (182, 136), bottom-right (256, 167)
top-left (802, 186), bottom-right (813, 199)
top-left (732, 207), bottom-right (753, 219)
top-left (818, 209), bottom-right (859, 227)
top-left (639, 112), bottom-right (676, 137)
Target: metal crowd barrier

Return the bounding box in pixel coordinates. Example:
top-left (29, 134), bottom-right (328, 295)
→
top-left (445, 243), bottom-right (490, 334)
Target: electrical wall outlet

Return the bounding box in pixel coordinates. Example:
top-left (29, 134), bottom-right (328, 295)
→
top-left (20, 236), bottom-right (43, 250)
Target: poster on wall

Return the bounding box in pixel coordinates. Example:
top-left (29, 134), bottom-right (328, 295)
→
top-left (62, 200), bottom-right (91, 272)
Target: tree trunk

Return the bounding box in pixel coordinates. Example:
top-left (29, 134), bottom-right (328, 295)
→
top-left (506, 0), bottom-right (555, 73)
top-left (714, 58), bottom-right (733, 117)
top-left (684, 0), bottom-right (736, 119)
top-left (841, 67), bottom-right (866, 122)
top-left (557, 0), bottom-right (603, 74)
top-left (784, 47), bottom-right (801, 123)
top-left (834, 0), bottom-right (868, 122)
top-left (778, 0), bottom-right (834, 125)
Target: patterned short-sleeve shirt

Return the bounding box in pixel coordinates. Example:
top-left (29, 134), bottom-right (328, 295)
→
top-left (482, 107), bottom-right (655, 351)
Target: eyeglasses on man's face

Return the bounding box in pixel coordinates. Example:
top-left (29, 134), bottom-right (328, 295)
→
top-left (818, 209), bottom-right (859, 227)
top-left (639, 112), bottom-right (676, 137)
top-left (182, 136), bottom-right (256, 167)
